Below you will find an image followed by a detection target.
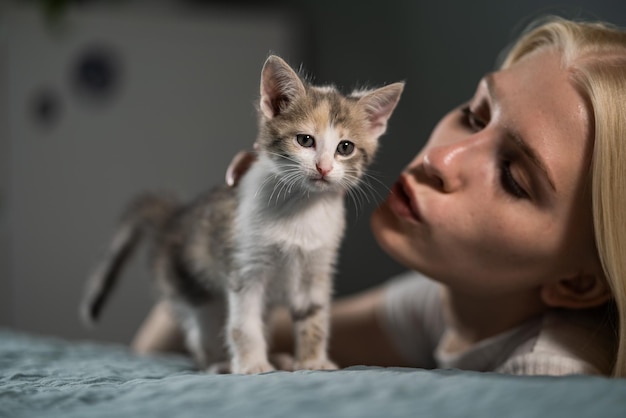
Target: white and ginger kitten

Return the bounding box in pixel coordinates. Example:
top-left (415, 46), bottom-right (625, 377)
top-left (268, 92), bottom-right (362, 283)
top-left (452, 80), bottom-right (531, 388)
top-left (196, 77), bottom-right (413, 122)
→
top-left (80, 55), bottom-right (404, 374)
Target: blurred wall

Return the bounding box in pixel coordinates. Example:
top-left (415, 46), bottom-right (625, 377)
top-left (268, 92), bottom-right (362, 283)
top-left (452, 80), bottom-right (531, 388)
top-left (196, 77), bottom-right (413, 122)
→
top-left (2, 0), bottom-right (626, 343)
top-left (0, 28), bottom-right (10, 327)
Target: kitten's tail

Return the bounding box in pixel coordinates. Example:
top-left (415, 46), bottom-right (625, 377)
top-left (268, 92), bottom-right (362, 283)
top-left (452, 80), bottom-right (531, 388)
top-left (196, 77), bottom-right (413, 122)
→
top-left (80, 193), bottom-right (179, 327)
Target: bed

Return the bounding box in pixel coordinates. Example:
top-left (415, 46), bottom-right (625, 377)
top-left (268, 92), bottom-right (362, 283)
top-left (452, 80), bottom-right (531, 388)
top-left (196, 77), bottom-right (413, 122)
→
top-left (1, 328), bottom-right (625, 418)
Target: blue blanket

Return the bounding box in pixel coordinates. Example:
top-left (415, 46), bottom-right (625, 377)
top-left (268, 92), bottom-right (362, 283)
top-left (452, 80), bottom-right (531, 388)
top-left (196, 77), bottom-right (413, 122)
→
top-left (1, 328), bottom-right (625, 417)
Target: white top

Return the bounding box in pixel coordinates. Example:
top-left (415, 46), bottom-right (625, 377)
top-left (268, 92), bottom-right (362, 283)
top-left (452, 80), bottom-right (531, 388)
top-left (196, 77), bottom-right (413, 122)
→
top-left (380, 271), bottom-right (615, 376)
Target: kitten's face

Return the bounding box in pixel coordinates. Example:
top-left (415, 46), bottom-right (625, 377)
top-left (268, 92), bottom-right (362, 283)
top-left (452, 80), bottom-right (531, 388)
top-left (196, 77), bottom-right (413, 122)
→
top-left (256, 56), bottom-right (404, 195)
top-left (259, 86), bottom-right (377, 193)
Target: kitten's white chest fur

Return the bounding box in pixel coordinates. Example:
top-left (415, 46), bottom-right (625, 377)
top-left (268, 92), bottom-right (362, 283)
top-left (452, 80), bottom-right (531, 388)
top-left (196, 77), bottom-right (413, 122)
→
top-left (261, 199), bottom-right (345, 250)
top-left (235, 155), bottom-right (346, 253)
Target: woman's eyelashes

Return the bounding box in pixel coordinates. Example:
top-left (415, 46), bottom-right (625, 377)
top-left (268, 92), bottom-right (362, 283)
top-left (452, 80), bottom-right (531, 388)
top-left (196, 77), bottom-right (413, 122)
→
top-left (500, 160), bottom-right (529, 199)
top-left (460, 105), bottom-right (530, 200)
top-left (461, 105), bottom-right (488, 131)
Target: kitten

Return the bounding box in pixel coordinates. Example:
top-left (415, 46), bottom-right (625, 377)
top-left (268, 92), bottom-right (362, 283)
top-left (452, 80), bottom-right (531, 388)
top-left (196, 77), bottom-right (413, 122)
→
top-left (80, 55), bottom-right (404, 374)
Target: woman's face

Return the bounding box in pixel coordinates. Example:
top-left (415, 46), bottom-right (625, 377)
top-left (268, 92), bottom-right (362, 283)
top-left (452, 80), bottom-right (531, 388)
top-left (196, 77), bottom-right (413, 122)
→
top-left (371, 48), bottom-right (598, 296)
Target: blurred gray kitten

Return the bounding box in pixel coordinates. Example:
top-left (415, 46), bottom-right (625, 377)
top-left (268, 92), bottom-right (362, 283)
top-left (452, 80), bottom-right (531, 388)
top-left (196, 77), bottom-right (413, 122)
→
top-left (80, 55), bottom-right (404, 374)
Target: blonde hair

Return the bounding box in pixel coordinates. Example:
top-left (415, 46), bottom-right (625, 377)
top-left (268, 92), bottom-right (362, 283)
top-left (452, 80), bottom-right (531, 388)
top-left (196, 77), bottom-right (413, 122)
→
top-left (501, 17), bottom-right (626, 377)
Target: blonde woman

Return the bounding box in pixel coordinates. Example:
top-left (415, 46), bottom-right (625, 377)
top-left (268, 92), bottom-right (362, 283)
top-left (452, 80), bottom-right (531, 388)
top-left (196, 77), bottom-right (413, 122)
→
top-left (133, 17), bottom-right (626, 377)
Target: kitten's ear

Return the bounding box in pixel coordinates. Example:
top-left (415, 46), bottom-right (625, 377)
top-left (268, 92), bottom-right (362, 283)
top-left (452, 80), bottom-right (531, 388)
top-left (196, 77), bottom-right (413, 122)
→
top-left (260, 55), bottom-right (306, 119)
top-left (357, 82), bottom-right (405, 138)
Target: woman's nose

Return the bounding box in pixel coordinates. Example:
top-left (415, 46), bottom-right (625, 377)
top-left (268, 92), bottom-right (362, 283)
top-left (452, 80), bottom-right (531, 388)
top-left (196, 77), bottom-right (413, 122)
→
top-left (417, 137), bottom-right (484, 193)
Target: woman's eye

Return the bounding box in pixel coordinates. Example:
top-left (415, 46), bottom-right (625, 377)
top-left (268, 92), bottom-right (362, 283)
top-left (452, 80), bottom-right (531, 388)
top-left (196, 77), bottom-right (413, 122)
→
top-left (336, 140), bottom-right (355, 156)
top-left (500, 160), bottom-right (529, 199)
top-left (461, 106), bottom-right (487, 131)
top-left (296, 134), bottom-right (315, 148)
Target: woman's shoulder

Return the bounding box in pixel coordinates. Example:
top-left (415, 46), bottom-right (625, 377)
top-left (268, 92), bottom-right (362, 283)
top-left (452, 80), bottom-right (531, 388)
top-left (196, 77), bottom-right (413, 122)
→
top-left (496, 307), bottom-right (615, 376)
top-left (384, 270), bottom-right (442, 292)
top-left (382, 271), bottom-right (445, 330)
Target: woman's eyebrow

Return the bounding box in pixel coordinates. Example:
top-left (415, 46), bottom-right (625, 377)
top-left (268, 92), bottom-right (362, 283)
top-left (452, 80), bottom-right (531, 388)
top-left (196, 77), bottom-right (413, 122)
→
top-left (484, 73), bottom-right (557, 193)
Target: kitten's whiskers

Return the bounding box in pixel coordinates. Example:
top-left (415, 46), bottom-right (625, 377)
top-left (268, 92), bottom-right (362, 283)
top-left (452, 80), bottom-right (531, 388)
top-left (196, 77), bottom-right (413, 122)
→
top-left (255, 173), bottom-right (279, 199)
top-left (266, 164), bottom-right (302, 206)
top-left (275, 170), bottom-right (301, 203)
top-left (338, 168), bottom-right (390, 219)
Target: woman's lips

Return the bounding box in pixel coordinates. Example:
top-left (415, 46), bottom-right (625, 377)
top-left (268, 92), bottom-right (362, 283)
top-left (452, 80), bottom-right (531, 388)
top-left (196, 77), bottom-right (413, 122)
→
top-left (387, 174), bottom-right (423, 223)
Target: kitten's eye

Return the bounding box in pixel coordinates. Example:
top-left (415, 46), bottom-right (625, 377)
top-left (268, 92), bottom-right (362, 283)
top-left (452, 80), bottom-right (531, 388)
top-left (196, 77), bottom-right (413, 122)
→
top-left (296, 134), bottom-right (315, 148)
top-left (336, 140), bottom-right (355, 156)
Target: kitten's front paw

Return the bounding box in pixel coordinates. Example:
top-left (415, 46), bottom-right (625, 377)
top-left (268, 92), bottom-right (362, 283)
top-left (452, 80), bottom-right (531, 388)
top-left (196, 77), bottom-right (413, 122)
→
top-left (294, 358), bottom-right (338, 371)
top-left (233, 360), bottom-right (275, 375)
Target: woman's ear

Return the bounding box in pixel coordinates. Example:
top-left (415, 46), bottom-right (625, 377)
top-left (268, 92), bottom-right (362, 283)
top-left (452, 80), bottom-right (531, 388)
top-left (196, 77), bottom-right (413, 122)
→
top-left (540, 274), bottom-right (612, 309)
top-left (225, 150), bottom-right (257, 187)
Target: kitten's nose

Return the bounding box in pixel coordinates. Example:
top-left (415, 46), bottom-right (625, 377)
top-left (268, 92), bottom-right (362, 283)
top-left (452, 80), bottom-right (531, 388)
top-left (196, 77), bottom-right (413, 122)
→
top-left (316, 163), bottom-right (332, 177)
